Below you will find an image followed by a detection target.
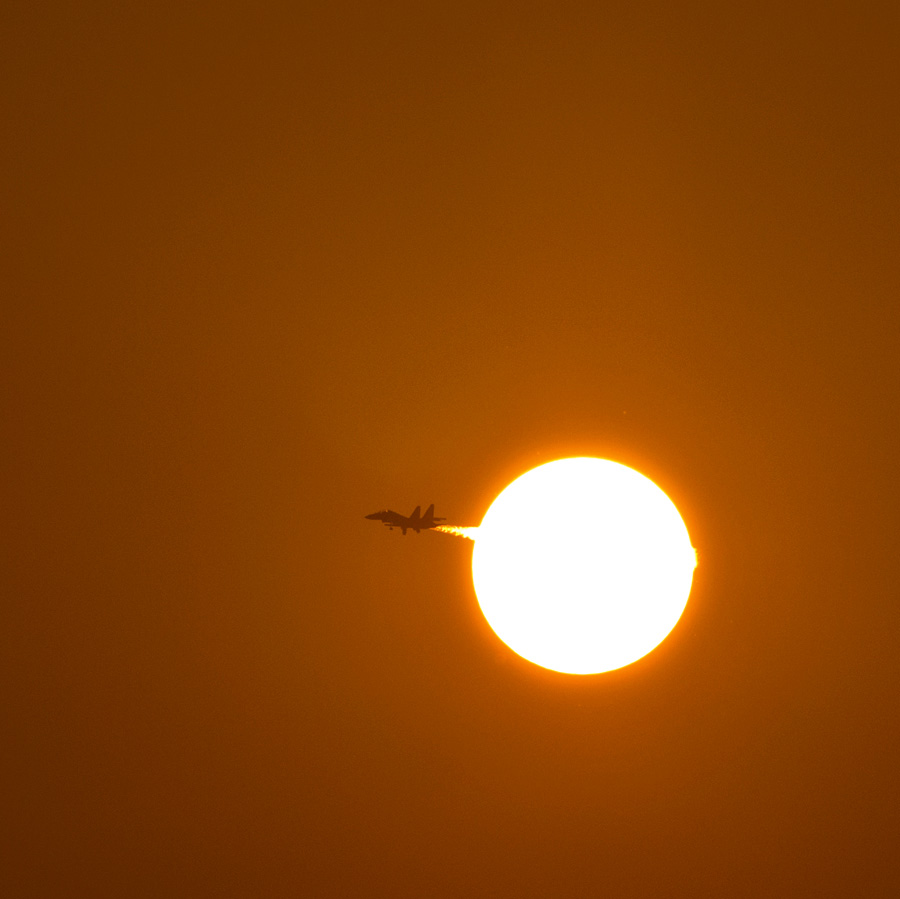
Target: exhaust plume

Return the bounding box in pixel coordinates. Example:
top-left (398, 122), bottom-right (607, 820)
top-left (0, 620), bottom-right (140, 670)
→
top-left (433, 525), bottom-right (479, 541)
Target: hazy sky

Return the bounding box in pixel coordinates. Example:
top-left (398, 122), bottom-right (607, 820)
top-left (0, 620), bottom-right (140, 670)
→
top-left (5, 2), bottom-right (899, 895)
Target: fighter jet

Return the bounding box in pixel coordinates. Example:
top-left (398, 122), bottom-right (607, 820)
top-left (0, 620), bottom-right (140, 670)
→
top-left (365, 504), bottom-right (446, 535)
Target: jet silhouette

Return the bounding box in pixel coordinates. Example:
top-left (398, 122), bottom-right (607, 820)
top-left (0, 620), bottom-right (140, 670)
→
top-left (365, 504), bottom-right (446, 535)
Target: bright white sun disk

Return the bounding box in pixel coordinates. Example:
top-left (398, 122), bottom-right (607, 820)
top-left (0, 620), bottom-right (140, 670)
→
top-left (471, 458), bottom-right (695, 674)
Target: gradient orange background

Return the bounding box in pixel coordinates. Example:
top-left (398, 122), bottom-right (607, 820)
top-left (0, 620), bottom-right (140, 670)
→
top-left (4, 2), bottom-right (898, 895)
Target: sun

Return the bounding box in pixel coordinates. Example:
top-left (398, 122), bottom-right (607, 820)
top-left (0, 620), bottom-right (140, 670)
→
top-left (471, 458), bottom-right (696, 674)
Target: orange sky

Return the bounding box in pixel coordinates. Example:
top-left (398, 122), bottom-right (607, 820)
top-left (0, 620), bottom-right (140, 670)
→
top-left (5, 2), bottom-right (899, 895)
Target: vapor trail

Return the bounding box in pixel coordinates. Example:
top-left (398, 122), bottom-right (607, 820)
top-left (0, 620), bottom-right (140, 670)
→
top-left (433, 525), bottom-right (479, 541)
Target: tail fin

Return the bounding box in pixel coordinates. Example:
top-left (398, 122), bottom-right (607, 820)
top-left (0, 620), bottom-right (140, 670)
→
top-left (423, 504), bottom-right (435, 524)
top-left (409, 506), bottom-right (421, 523)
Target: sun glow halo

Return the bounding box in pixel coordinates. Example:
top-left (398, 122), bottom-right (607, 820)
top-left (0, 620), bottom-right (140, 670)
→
top-left (471, 458), bottom-right (695, 674)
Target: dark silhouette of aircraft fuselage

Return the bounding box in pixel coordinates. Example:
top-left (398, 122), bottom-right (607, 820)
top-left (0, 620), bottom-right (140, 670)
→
top-left (365, 504), bottom-right (446, 535)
